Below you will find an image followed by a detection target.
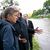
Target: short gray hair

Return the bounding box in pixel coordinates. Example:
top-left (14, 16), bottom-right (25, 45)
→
top-left (4, 6), bottom-right (19, 18)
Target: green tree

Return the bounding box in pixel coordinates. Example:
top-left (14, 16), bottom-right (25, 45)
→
top-left (1, 0), bottom-right (19, 9)
top-left (43, 0), bottom-right (50, 13)
top-left (31, 9), bottom-right (44, 16)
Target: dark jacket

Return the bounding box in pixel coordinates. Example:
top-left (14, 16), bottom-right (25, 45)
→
top-left (0, 19), bottom-right (19, 50)
top-left (13, 18), bottom-right (29, 50)
top-left (28, 20), bottom-right (35, 35)
top-left (13, 18), bottom-right (29, 40)
top-left (26, 20), bottom-right (35, 49)
top-left (19, 18), bottom-right (29, 40)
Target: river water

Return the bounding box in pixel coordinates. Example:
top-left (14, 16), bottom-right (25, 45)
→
top-left (29, 18), bottom-right (50, 50)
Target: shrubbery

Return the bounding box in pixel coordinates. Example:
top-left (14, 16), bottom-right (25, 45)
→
top-left (32, 36), bottom-right (40, 50)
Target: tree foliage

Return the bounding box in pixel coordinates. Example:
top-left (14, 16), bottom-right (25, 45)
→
top-left (43, 0), bottom-right (50, 13)
top-left (31, 0), bottom-right (50, 18)
top-left (31, 9), bottom-right (45, 18)
top-left (1, 0), bottom-right (19, 8)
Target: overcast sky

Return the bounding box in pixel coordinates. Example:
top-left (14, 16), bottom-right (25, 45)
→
top-left (0, 0), bottom-right (46, 14)
top-left (15, 0), bottom-right (46, 14)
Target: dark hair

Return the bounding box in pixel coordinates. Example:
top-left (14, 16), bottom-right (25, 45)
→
top-left (20, 12), bottom-right (22, 17)
top-left (4, 7), bottom-right (19, 18)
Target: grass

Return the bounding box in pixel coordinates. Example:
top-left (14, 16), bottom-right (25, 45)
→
top-left (32, 36), bottom-right (40, 50)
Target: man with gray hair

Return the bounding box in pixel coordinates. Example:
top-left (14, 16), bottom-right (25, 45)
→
top-left (0, 6), bottom-right (20, 50)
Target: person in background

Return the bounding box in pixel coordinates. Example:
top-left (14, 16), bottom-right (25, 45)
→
top-left (23, 14), bottom-right (42, 50)
top-left (13, 12), bottom-right (30, 50)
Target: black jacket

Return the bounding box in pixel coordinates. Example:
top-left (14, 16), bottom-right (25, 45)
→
top-left (28, 20), bottom-right (35, 34)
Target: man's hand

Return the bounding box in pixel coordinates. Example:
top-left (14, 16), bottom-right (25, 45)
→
top-left (35, 27), bottom-right (43, 34)
top-left (19, 37), bottom-right (27, 43)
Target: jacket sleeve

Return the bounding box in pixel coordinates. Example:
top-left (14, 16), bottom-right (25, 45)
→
top-left (28, 21), bottom-right (35, 34)
top-left (3, 25), bottom-right (15, 50)
top-left (28, 28), bottom-right (35, 34)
